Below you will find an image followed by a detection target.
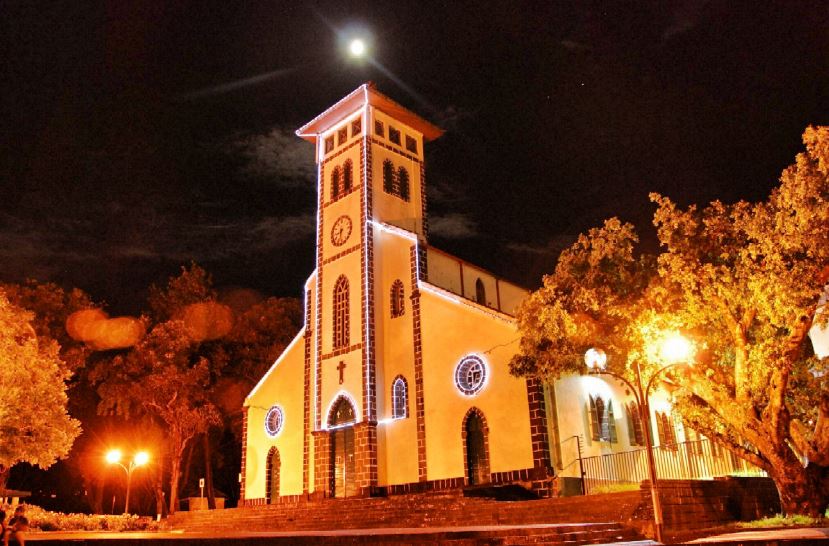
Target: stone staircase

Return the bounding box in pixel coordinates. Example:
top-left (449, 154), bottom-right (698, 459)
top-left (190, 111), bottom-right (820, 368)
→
top-left (166, 490), bottom-right (650, 545)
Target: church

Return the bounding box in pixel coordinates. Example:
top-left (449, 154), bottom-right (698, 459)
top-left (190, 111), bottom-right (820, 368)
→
top-left (240, 83), bottom-right (689, 504)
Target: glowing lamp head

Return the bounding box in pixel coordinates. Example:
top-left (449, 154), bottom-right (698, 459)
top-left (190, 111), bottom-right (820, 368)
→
top-left (134, 451), bottom-right (150, 467)
top-left (105, 449), bottom-right (122, 464)
top-left (584, 347), bottom-right (607, 371)
top-left (349, 39), bottom-right (366, 57)
top-left (659, 332), bottom-right (693, 364)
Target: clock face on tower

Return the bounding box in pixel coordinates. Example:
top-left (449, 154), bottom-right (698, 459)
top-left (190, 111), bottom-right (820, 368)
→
top-left (331, 215), bottom-right (352, 246)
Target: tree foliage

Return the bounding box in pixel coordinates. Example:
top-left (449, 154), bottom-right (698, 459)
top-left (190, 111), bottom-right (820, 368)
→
top-left (90, 264), bottom-right (301, 513)
top-left (94, 320), bottom-right (221, 513)
top-left (0, 280), bottom-right (94, 373)
top-left (0, 292), bottom-right (81, 490)
top-left (511, 126), bottom-right (829, 514)
top-left (147, 263), bottom-right (216, 322)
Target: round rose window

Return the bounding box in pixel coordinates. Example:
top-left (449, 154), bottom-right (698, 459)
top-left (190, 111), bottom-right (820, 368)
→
top-left (264, 406), bottom-right (284, 437)
top-left (454, 355), bottom-right (487, 396)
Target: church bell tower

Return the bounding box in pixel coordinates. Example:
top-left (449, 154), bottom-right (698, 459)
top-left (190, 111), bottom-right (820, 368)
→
top-left (295, 83), bottom-right (443, 496)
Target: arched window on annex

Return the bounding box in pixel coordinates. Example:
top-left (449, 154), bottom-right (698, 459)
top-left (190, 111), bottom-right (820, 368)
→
top-left (343, 159), bottom-right (353, 193)
top-left (625, 402), bottom-right (645, 447)
top-left (397, 166), bottom-right (410, 201)
top-left (655, 411), bottom-right (677, 450)
top-left (390, 279), bottom-right (405, 318)
top-left (475, 278), bottom-right (486, 305)
top-left (328, 395), bottom-right (357, 428)
top-left (391, 376), bottom-right (408, 419)
top-left (462, 407), bottom-right (490, 486)
top-left (587, 394), bottom-right (617, 443)
top-left (333, 275), bottom-right (350, 349)
top-left (331, 165), bottom-right (342, 201)
top-left (266, 446), bottom-right (281, 504)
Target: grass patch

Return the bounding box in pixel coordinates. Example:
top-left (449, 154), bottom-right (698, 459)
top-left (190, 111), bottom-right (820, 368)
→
top-left (737, 514), bottom-right (827, 529)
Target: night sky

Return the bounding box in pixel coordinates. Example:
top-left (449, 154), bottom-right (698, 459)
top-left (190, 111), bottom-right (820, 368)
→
top-left (3, 1), bottom-right (828, 313)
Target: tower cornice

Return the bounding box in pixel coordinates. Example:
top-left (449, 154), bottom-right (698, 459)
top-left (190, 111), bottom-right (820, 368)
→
top-left (296, 83), bottom-right (444, 144)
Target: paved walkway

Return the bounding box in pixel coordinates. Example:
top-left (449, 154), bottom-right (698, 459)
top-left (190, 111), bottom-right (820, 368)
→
top-left (25, 522), bottom-right (634, 540)
top-left (688, 527), bottom-right (829, 543)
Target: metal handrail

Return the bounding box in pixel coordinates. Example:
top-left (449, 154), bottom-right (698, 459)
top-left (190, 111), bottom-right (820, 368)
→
top-left (578, 438), bottom-right (766, 494)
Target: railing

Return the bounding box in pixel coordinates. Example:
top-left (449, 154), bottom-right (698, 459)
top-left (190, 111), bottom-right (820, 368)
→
top-left (581, 438), bottom-right (767, 494)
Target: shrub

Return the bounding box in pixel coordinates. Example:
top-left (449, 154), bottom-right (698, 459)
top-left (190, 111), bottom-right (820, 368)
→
top-left (3, 504), bottom-right (159, 532)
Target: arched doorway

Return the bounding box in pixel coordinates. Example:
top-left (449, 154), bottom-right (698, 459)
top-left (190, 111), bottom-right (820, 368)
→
top-left (266, 446), bottom-right (280, 504)
top-left (328, 396), bottom-right (357, 497)
top-left (463, 408), bottom-right (490, 485)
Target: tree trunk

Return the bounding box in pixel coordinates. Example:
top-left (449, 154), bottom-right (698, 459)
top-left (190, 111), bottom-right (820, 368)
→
top-left (154, 463), bottom-right (166, 519)
top-left (768, 457), bottom-right (829, 516)
top-left (168, 453), bottom-right (182, 515)
top-left (203, 432), bottom-right (216, 509)
top-left (180, 439), bottom-right (194, 497)
top-left (0, 464), bottom-right (9, 492)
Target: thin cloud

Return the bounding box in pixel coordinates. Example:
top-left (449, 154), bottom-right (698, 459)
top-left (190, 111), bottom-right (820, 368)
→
top-left (250, 214), bottom-right (316, 251)
top-left (231, 127), bottom-right (316, 186)
top-left (429, 213), bottom-right (478, 239)
top-left (506, 234), bottom-right (577, 257)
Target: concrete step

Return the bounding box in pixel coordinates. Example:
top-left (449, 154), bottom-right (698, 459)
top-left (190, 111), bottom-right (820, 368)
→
top-left (168, 491), bottom-right (646, 540)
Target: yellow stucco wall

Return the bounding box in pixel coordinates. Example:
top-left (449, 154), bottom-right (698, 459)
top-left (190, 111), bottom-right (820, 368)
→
top-left (371, 226), bottom-right (419, 486)
top-left (244, 330), bottom-right (307, 498)
top-left (318, 243), bottom-right (364, 422)
top-left (418, 289), bottom-right (534, 480)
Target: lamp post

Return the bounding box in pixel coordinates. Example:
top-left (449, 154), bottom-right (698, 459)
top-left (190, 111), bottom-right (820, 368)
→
top-left (106, 449), bottom-right (149, 514)
top-left (584, 333), bottom-right (692, 543)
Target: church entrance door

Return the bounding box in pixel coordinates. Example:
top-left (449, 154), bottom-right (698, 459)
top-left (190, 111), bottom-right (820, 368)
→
top-left (328, 396), bottom-right (358, 497)
top-left (466, 412), bottom-right (487, 485)
top-left (331, 426), bottom-right (356, 497)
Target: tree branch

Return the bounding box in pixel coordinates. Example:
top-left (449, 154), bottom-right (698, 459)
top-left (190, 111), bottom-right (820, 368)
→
top-left (767, 308), bottom-right (816, 445)
top-left (712, 294), bottom-right (750, 400)
top-left (792, 392), bottom-right (829, 466)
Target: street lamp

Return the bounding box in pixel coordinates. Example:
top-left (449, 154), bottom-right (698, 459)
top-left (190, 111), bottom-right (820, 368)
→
top-left (585, 333), bottom-right (693, 543)
top-left (106, 449), bottom-right (150, 514)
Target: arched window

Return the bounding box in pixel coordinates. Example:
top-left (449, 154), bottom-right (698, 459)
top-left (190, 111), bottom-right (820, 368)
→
top-left (390, 280), bottom-right (405, 318)
top-left (588, 395), bottom-right (617, 443)
top-left (382, 160), bottom-right (395, 194)
top-left (331, 166), bottom-right (342, 201)
top-left (391, 376), bottom-right (408, 419)
top-left (333, 275), bottom-right (349, 349)
top-left (475, 278), bottom-right (486, 305)
top-left (397, 166), bottom-right (410, 201)
top-left (656, 411), bottom-right (677, 449)
top-left (626, 402), bottom-right (645, 446)
top-left (343, 159), bottom-right (353, 193)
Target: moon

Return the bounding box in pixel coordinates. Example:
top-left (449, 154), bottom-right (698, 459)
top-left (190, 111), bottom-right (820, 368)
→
top-left (349, 39), bottom-right (366, 57)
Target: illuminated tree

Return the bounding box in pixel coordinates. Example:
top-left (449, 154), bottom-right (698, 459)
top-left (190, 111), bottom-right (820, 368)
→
top-left (0, 280), bottom-right (94, 373)
top-left (0, 292), bottom-right (81, 490)
top-left (511, 126), bottom-right (829, 515)
top-left (95, 320), bottom-right (220, 514)
top-left (147, 263), bottom-right (216, 322)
